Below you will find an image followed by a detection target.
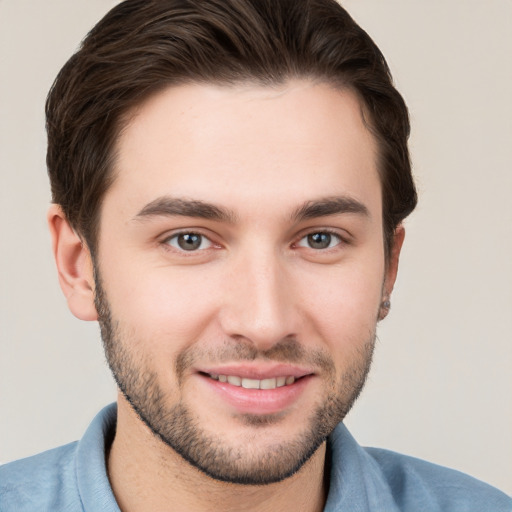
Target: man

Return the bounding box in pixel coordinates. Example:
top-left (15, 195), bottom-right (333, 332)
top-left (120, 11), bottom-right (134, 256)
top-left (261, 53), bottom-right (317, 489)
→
top-left (1, 0), bottom-right (510, 510)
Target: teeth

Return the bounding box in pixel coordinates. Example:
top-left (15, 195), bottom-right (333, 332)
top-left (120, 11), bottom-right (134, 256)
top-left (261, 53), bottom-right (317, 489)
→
top-left (260, 378), bottom-right (276, 390)
top-left (241, 378), bottom-right (260, 389)
top-left (227, 375), bottom-right (241, 386)
top-left (209, 373), bottom-right (296, 389)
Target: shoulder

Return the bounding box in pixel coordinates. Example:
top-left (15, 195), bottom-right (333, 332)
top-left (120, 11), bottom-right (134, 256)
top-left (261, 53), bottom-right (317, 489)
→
top-left (0, 404), bottom-right (118, 512)
top-left (327, 424), bottom-right (511, 512)
top-left (365, 446), bottom-right (512, 511)
top-left (0, 442), bottom-right (83, 512)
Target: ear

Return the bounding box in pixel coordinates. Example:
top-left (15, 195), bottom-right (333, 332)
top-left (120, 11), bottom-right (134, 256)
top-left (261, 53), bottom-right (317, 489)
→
top-left (47, 204), bottom-right (98, 321)
top-left (379, 225), bottom-right (405, 321)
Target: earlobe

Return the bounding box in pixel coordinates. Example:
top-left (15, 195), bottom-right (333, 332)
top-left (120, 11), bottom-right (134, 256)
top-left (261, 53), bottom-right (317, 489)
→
top-left (47, 204), bottom-right (98, 321)
top-left (379, 225), bottom-right (405, 321)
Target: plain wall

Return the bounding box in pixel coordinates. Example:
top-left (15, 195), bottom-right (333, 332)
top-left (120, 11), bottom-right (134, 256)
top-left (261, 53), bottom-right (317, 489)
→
top-left (1, 0), bottom-right (511, 495)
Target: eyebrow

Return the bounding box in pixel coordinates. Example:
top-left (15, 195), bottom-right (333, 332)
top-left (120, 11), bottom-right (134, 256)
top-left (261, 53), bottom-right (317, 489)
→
top-left (134, 196), bottom-right (237, 223)
top-left (133, 194), bottom-right (369, 224)
top-left (291, 196), bottom-right (370, 222)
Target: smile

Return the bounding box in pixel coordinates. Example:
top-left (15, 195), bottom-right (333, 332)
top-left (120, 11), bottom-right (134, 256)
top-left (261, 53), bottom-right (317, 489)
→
top-left (197, 368), bottom-right (313, 415)
top-left (208, 374), bottom-right (296, 389)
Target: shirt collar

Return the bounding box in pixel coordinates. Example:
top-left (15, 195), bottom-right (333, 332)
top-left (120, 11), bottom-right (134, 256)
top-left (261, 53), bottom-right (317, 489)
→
top-left (74, 403), bottom-right (398, 512)
top-left (76, 403), bottom-right (120, 512)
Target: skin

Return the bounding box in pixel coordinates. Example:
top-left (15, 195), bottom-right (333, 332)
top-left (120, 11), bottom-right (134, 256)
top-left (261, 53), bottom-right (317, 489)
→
top-left (49, 80), bottom-right (404, 512)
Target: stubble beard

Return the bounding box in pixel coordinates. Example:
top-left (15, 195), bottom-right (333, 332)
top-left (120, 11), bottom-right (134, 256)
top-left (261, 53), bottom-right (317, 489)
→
top-left (94, 271), bottom-right (376, 485)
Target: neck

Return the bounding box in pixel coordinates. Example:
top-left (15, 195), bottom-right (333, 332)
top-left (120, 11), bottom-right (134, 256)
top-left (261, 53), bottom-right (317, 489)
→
top-left (108, 396), bottom-right (328, 512)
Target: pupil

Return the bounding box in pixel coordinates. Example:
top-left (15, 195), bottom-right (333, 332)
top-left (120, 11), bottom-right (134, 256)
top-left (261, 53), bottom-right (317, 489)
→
top-left (178, 233), bottom-right (201, 250)
top-left (308, 232), bottom-right (331, 249)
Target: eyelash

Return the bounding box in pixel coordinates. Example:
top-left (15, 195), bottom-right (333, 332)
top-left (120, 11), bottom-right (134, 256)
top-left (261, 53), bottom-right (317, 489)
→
top-left (161, 228), bottom-right (348, 254)
top-left (162, 230), bottom-right (217, 254)
top-left (294, 229), bottom-right (346, 251)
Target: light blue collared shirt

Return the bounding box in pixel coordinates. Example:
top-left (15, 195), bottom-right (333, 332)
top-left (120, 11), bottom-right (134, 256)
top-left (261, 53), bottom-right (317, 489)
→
top-left (1, 404), bottom-right (511, 511)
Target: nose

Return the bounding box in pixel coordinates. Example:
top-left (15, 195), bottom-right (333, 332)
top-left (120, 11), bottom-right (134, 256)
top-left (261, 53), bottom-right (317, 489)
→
top-left (218, 249), bottom-right (300, 351)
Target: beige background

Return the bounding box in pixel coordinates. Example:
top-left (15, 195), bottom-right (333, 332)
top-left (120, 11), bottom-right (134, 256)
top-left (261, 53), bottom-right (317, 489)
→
top-left (1, 0), bottom-right (511, 495)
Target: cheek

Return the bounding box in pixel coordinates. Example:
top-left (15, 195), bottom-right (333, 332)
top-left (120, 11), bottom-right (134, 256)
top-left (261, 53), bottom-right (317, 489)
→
top-left (103, 262), bottom-right (221, 347)
top-left (298, 256), bottom-right (385, 342)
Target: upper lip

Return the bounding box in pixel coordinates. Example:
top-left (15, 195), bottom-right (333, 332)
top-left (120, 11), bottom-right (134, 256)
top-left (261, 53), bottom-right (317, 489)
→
top-left (196, 363), bottom-right (314, 380)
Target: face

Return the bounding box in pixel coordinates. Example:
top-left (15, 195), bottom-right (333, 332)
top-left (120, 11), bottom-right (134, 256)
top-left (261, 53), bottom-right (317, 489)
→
top-left (93, 81), bottom-right (393, 484)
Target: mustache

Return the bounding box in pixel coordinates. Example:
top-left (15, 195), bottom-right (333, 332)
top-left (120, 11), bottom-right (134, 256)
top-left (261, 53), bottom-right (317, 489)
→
top-left (175, 337), bottom-right (335, 382)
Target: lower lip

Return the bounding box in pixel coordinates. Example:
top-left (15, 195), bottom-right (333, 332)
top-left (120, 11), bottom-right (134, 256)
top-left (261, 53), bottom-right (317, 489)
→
top-left (198, 374), bottom-right (313, 415)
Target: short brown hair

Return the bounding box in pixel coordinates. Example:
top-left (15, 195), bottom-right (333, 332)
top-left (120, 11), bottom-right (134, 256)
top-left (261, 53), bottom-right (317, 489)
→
top-left (46, 0), bottom-right (417, 256)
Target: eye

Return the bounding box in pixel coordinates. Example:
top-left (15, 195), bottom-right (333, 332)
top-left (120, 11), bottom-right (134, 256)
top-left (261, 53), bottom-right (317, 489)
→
top-left (296, 231), bottom-right (342, 250)
top-left (165, 232), bottom-right (213, 251)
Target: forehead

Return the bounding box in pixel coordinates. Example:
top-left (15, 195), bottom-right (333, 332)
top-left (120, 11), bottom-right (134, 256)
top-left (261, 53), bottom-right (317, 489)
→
top-left (108, 80), bottom-right (381, 220)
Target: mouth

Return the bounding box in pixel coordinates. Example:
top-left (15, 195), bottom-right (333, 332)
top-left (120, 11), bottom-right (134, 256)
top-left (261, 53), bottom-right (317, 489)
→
top-left (203, 373), bottom-right (298, 390)
top-left (195, 366), bottom-right (314, 415)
